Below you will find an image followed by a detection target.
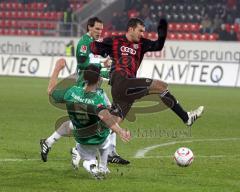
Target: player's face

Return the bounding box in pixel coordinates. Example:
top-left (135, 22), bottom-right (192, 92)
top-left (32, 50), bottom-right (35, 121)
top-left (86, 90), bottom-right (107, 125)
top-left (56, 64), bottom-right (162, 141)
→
top-left (89, 22), bottom-right (103, 40)
top-left (131, 24), bottom-right (145, 43)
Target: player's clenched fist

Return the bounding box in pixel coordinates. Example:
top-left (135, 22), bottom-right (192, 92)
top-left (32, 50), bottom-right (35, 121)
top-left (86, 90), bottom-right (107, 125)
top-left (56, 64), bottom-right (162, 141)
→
top-left (157, 18), bottom-right (168, 38)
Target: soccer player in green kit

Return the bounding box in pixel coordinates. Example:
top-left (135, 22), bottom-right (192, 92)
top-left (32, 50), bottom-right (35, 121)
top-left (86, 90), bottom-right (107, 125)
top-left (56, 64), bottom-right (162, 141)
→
top-left (47, 59), bottom-right (131, 179)
top-left (40, 17), bottom-right (130, 167)
top-left (75, 17), bottom-right (111, 84)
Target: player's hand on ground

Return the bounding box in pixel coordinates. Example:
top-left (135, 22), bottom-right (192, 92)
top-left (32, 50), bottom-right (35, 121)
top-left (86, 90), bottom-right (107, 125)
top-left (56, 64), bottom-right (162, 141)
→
top-left (157, 18), bottom-right (168, 38)
top-left (119, 129), bottom-right (131, 142)
top-left (55, 58), bottom-right (66, 71)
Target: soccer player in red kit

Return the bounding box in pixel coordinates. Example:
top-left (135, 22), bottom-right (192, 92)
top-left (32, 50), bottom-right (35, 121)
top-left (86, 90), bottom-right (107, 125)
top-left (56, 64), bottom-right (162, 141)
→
top-left (91, 18), bottom-right (204, 126)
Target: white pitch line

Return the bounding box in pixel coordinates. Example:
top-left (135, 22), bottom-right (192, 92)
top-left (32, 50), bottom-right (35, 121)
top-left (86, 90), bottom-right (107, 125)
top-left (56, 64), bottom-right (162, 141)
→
top-left (134, 138), bottom-right (240, 158)
top-left (0, 159), bottom-right (40, 162)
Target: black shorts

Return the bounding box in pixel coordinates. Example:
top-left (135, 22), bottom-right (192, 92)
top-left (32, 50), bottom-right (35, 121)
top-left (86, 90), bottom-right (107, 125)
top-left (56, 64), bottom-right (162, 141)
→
top-left (110, 71), bottom-right (153, 119)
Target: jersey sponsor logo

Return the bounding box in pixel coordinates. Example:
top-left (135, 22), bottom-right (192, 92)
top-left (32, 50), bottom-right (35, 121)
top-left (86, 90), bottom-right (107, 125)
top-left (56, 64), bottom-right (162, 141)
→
top-left (120, 46), bottom-right (137, 55)
top-left (80, 45), bottom-right (87, 53)
top-left (133, 44), bottom-right (139, 49)
top-left (71, 92), bottom-right (94, 104)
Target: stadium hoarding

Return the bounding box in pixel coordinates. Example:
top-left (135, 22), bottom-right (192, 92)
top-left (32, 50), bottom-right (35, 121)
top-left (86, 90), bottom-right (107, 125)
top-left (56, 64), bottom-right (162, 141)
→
top-left (1, 36), bottom-right (240, 63)
top-left (51, 56), bottom-right (77, 78)
top-left (0, 54), bottom-right (52, 77)
top-left (0, 36), bottom-right (77, 56)
top-left (1, 37), bottom-right (240, 87)
top-left (1, 54), bottom-right (240, 87)
top-left (151, 41), bottom-right (240, 63)
top-left (236, 69), bottom-right (240, 87)
top-left (0, 54), bottom-right (77, 78)
top-left (137, 60), bottom-right (189, 85)
top-left (138, 59), bottom-right (240, 87)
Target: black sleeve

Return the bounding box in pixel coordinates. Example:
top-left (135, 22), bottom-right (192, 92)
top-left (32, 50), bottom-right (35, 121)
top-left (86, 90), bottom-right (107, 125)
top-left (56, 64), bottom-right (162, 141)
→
top-left (90, 37), bottom-right (113, 57)
top-left (142, 18), bottom-right (168, 53)
top-left (141, 38), bottom-right (166, 53)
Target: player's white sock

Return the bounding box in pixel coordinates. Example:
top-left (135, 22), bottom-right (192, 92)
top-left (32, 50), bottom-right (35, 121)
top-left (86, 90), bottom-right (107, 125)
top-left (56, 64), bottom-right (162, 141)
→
top-left (109, 132), bottom-right (118, 156)
top-left (99, 147), bottom-right (110, 173)
top-left (45, 131), bottom-right (61, 148)
top-left (46, 120), bottom-right (73, 148)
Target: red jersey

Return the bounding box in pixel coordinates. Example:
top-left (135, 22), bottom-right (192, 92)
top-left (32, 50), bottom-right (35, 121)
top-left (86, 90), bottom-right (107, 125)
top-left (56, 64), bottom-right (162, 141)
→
top-left (91, 35), bottom-right (166, 78)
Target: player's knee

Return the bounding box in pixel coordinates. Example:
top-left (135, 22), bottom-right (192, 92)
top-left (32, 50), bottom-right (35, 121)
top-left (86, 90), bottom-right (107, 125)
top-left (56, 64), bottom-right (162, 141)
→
top-left (154, 80), bottom-right (168, 91)
top-left (162, 81), bottom-right (168, 90)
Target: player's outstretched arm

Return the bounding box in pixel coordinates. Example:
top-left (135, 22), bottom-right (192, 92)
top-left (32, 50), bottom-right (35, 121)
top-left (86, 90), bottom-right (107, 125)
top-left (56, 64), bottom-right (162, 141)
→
top-left (142, 18), bottom-right (168, 53)
top-left (47, 58), bottom-right (66, 95)
top-left (157, 18), bottom-right (168, 40)
top-left (98, 109), bottom-right (131, 142)
top-left (156, 18), bottom-right (168, 50)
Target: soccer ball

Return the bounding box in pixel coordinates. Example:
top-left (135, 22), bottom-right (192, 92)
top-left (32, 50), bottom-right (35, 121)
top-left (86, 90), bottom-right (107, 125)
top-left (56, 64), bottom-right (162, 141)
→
top-left (174, 147), bottom-right (194, 167)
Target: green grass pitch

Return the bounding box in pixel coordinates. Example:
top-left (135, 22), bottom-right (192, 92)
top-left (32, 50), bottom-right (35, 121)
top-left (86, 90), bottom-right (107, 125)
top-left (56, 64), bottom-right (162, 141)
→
top-left (0, 76), bottom-right (240, 192)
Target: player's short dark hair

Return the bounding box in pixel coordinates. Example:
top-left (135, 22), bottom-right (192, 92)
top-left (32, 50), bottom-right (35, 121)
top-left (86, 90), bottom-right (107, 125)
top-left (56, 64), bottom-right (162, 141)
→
top-left (83, 64), bottom-right (101, 85)
top-left (87, 17), bottom-right (103, 32)
top-left (127, 17), bottom-right (145, 31)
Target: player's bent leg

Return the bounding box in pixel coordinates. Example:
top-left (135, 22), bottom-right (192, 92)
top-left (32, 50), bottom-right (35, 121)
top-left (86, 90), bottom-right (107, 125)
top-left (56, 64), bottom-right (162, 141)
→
top-left (98, 135), bottom-right (111, 178)
top-left (148, 80), bottom-right (204, 126)
top-left (108, 107), bottom-right (131, 164)
top-left (148, 79), bottom-right (168, 94)
top-left (46, 120), bottom-right (73, 147)
top-left (109, 131), bottom-right (117, 156)
top-left (107, 132), bottom-right (130, 165)
top-left (77, 143), bottom-right (103, 179)
top-left (99, 145), bottom-right (111, 176)
top-left (40, 120), bottom-right (73, 162)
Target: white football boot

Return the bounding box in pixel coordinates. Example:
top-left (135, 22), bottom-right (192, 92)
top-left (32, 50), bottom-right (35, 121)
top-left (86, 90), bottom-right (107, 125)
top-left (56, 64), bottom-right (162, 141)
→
top-left (83, 160), bottom-right (103, 180)
top-left (186, 106), bottom-right (204, 126)
top-left (70, 147), bottom-right (81, 169)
